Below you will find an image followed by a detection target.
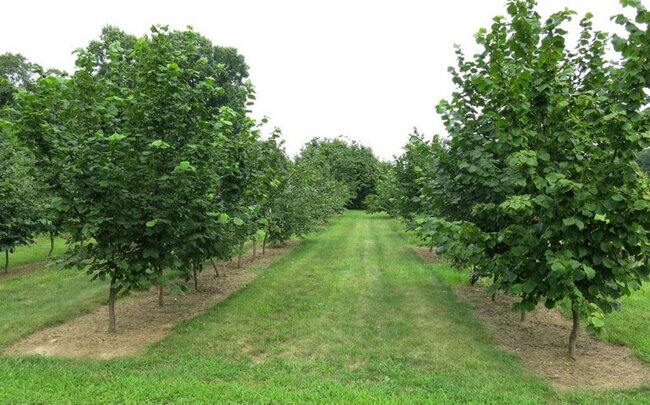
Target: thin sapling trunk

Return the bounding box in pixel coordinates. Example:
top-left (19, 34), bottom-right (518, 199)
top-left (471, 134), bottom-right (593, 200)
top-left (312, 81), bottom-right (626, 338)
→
top-left (569, 300), bottom-right (580, 359)
top-left (262, 231), bottom-right (268, 255)
top-left (48, 231), bottom-right (55, 257)
top-left (210, 257), bottom-right (220, 277)
top-left (193, 266), bottom-right (198, 292)
top-left (157, 267), bottom-right (163, 307)
top-left (4, 250), bottom-right (8, 274)
top-left (108, 277), bottom-right (122, 333)
top-left (252, 240), bottom-right (257, 259)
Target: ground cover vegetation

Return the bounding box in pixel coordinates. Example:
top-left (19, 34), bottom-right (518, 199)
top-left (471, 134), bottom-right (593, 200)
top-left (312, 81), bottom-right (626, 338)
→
top-left (2, 212), bottom-right (648, 403)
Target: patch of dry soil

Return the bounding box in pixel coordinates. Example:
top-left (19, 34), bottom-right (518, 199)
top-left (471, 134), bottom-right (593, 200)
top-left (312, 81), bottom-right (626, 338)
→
top-left (0, 260), bottom-right (49, 280)
top-left (413, 247), bottom-right (446, 264)
top-left (454, 285), bottom-right (650, 391)
top-left (3, 242), bottom-right (298, 359)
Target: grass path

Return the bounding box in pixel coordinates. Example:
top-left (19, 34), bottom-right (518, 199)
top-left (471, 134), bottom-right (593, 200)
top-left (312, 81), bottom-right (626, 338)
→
top-left (1, 212), bottom-right (648, 403)
top-left (0, 234), bottom-right (67, 271)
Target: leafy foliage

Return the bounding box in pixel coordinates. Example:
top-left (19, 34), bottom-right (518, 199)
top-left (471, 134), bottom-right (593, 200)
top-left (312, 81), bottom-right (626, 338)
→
top-left (10, 25), bottom-right (349, 332)
top-left (0, 130), bottom-right (39, 272)
top-left (382, 0), bottom-right (650, 357)
top-left (298, 137), bottom-right (380, 209)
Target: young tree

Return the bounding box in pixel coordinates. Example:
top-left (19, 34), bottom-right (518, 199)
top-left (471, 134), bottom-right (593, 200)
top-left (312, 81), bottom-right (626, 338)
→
top-left (427, 0), bottom-right (650, 358)
top-left (17, 26), bottom-right (253, 333)
top-left (0, 129), bottom-right (39, 273)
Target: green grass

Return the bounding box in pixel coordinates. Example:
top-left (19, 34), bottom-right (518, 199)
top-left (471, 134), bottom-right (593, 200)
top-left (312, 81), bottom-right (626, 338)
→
top-left (0, 234), bottom-right (67, 270)
top-left (0, 211), bottom-right (648, 404)
top-left (603, 284), bottom-right (650, 363)
top-left (0, 266), bottom-right (108, 348)
top-left (398, 214), bottom-right (650, 369)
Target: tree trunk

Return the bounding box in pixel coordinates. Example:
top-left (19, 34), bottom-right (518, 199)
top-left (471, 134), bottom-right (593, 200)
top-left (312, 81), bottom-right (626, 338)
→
top-left (252, 240), bottom-right (257, 259)
top-left (569, 300), bottom-right (580, 359)
top-left (210, 257), bottom-right (220, 277)
top-left (262, 231), bottom-right (268, 255)
top-left (108, 278), bottom-right (121, 334)
top-left (157, 267), bottom-right (164, 307)
top-left (48, 232), bottom-right (55, 257)
top-left (4, 250), bottom-right (8, 274)
top-left (520, 311), bottom-right (526, 322)
top-left (193, 266), bottom-right (198, 292)
top-left (237, 242), bottom-right (244, 268)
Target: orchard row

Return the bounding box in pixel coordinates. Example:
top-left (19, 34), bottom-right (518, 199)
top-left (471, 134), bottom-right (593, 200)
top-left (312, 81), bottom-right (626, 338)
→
top-left (0, 26), bottom-right (381, 332)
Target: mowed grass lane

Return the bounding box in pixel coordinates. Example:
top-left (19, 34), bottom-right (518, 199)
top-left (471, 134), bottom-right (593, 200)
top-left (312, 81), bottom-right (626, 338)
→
top-left (1, 211), bottom-right (648, 403)
top-left (0, 234), bottom-right (67, 270)
top-left (0, 235), bottom-right (107, 348)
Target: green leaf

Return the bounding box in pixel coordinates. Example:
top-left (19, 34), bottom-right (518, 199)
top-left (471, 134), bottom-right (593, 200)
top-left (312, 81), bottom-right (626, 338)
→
top-left (174, 161), bottom-right (195, 172)
top-left (145, 220), bottom-right (158, 228)
top-left (150, 139), bottom-right (170, 149)
top-left (590, 317), bottom-right (605, 328)
top-left (522, 279), bottom-right (537, 294)
top-left (107, 133), bottom-right (126, 143)
top-left (217, 213), bottom-right (230, 224)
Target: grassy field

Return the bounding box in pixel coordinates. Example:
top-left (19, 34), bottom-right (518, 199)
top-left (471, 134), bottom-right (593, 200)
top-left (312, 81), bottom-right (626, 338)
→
top-left (0, 234), bottom-right (67, 270)
top-left (0, 267), bottom-right (108, 348)
top-left (0, 212), bottom-right (648, 403)
top-left (603, 284), bottom-right (650, 363)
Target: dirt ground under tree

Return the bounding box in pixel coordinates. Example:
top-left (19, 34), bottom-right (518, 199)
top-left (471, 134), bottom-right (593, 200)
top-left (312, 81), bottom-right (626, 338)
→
top-left (414, 247), bottom-right (650, 391)
top-left (455, 285), bottom-right (650, 391)
top-left (3, 242), bottom-right (298, 359)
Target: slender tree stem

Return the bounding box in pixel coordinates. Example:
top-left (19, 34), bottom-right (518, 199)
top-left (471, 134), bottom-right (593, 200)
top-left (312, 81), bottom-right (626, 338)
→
top-left (210, 257), bottom-right (220, 277)
top-left (108, 277), bottom-right (122, 333)
top-left (4, 250), bottom-right (8, 274)
top-left (48, 232), bottom-right (55, 257)
top-left (157, 267), bottom-right (163, 307)
top-left (569, 300), bottom-right (580, 359)
top-left (262, 231), bottom-right (268, 255)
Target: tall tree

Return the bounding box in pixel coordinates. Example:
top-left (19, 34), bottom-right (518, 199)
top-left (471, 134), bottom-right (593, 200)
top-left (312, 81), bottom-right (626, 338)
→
top-left (0, 129), bottom-right (39, 273)
top-left (425, 0), bottom-right (650, 358)
top-left (16, 26), bottom-right (253, 333)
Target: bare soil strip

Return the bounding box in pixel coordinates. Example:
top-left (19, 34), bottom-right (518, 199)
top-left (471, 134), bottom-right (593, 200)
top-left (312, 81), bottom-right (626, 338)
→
top-left (0, 260), bottom-right (50, 280)
top-left (413, 247), bottom-right (446, 264)
top-left (454, 285), bottom-right (650, 391)
top-left (3, 242), bottom-right (298, 359)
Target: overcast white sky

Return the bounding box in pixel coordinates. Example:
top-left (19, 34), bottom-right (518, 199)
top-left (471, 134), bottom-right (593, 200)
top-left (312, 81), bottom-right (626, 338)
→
top-left (0, 1), bottom-right (642, 160)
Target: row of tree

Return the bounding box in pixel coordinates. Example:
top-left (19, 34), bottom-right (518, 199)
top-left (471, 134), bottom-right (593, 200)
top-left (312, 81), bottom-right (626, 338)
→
top-left (0, 26), bottom-right (356, 332)
top-left (368, 0), bottom-right (650, 358)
